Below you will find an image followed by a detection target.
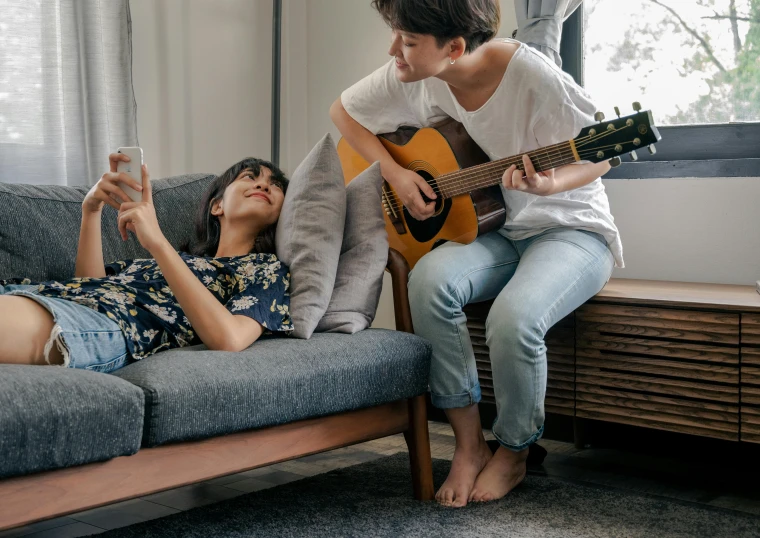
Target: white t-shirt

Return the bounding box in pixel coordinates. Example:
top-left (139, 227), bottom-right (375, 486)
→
top-left (340, 39), bottom-right (624, 268)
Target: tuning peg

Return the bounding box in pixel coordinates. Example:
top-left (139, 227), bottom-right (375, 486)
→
top-left (594, 112), bottom-right (605, 122)
top-left (648, 144), bottom-right (657, 155)
top-left (630, 150), bottom-right (638, 162)
top-left (614, 106), bottom-right (621, 118)
top-left (632, 102), bottom-right (642, 112)
top-left (609, 157), bottom-right (622, 168)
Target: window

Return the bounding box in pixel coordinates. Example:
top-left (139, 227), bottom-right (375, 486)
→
top-left (0, 0), bottom-right (72, 183)
top-left (561, 0), bottom-right (760, 178)
top-left (0, 0), bottom-right (45, 145)
top-left (0, 0), bottom-right (136, 186)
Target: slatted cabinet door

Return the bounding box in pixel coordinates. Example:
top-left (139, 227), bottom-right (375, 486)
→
top-left (464, 302), bottom-right (575, 416)
top-left (575, 304), bottom-right (741, 441)
top-left (741, 314), bottom-right (760, 443)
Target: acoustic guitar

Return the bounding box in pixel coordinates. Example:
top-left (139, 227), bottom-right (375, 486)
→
top-left (337, 104), bottom-right (661, 268)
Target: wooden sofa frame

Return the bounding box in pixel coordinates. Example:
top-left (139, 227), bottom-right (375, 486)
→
top-left (0, 248), bottom-right (433, 532)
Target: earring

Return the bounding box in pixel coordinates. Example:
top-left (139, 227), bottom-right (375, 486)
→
top-left (449, 57), bottom-right (456, 65)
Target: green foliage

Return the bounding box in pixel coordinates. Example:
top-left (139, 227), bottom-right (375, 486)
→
top-left (600, 0), bottom-right (759, 124)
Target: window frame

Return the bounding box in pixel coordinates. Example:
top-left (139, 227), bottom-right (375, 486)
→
top-left (559, 5), bottom-right (760, 179)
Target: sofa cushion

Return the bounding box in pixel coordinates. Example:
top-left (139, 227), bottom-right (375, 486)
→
top-left (0, 174), bottom-right (214, 282)
top-left (275, 134), bottom-right (346, 339)
top-left (317, 162), bottom-right (388, 334)
top-left (0, 365), bottom-right (145, 479)
top-left (113, 329), bottom-right (431, 447)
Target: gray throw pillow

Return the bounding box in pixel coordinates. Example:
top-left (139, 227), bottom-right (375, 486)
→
top-left (276, 134), bottom-right (346, 339)
top-left (316, 162), bottom-right (388, 334)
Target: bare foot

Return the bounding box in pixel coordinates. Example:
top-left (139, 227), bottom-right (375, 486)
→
top-left (436, 439), bottom-right (492, 508)
top-left (469, 445), bottom-right (528, 503)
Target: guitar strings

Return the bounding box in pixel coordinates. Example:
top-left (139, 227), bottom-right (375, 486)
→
top-left (380, 126), bottom-right (639, 213)
top-left (435, 127), bottom-right (628, 195)
top-left (382, 143), bottom-right (604, 212)
top-left (381, 145), bottom-right (574, 213)
top-left (381, 141), bottom-right (637, 214)
top-left (385, 145), bottom-right (573, 204)
top-left (390, 125), bottom-right (626, 201)
top-left (382, 143), bottom-right (633, 213)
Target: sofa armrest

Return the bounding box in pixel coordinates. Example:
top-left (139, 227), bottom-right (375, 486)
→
top-left (386, 248), bottom-right (414, 334)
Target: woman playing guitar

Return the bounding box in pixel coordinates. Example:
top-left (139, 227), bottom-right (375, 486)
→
top-left (331, 0), bottom-right (622, 507)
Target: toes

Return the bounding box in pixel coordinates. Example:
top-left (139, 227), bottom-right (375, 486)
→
top-left (452, 488), bottom-right (469, 508)
top-left (443, 488), bottom-right (454, 506)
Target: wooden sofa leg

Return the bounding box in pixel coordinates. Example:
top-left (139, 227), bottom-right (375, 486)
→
top-left (404, 394), bottom-right (435, 500)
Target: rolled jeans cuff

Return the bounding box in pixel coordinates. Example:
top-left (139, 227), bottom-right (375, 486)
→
top-left (430, 384), bottom-right (482, 409)
top-left (492, 423), bottom-right (544, 452)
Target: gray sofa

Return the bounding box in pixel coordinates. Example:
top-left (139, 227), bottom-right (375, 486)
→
top-left (0, 174), bottom-right (434, 531)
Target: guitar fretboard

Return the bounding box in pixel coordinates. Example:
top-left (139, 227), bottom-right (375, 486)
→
top-left (437, 140), bottom-right (578, 198)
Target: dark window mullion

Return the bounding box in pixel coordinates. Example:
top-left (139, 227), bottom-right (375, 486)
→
top-left (559, 5), bottom-right (583, 86)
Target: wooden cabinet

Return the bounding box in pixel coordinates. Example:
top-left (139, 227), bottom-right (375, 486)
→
top-left (575, 304), bottom-right (739, 441)
top-left (465, 279), bottom-right (760, 444)
top-left (741, 313), bottom-right (760, 443)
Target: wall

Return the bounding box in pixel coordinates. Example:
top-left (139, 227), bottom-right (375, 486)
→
top-left (130, 0), bottom-right (273, 180)
top-left (604, 178), bottom-right (760, 284)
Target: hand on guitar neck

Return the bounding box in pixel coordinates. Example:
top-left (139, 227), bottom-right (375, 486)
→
top-left (502, 154), bottom-right (557, 196)
top-left (385, 166), bottom-right (437, 221)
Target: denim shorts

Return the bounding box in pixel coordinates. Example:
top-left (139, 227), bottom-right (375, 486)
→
top-left (0, 284), bottom-right (130, 373)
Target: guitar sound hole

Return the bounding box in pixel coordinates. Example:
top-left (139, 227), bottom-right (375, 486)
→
top-left (403, 171), bottom-right (451, 244)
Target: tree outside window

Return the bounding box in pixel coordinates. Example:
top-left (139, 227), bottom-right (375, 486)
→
top-left (584, 0), bottom-right (759, 126)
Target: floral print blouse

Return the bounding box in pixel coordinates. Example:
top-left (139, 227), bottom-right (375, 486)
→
top-left (16, 252), bottom-right (292, 360)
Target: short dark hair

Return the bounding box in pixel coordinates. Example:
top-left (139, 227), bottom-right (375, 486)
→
top-left (187, 158), bottom-right (289, 257)
top-left (371, 0), bottom-right (500, 53)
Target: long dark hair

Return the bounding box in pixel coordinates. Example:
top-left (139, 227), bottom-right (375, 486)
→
top-left (187, 158), bottom-right (288, 257)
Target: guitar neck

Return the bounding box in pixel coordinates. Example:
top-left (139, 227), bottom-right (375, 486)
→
top-left (438, 140), bottom-right (579, 199)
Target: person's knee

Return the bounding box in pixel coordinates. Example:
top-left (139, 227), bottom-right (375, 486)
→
top-left (485, 299), bottom-right (544, 355)
top-left (408, 251), bottom-right (461, 309)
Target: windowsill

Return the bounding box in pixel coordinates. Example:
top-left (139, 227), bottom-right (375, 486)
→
top-left (603, 158), bottom-right (760, 179)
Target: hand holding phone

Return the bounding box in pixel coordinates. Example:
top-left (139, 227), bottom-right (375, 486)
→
top-left (116, 147), bottom-right (144, 202)
top-left (82, 149), bottom-right (146, 214)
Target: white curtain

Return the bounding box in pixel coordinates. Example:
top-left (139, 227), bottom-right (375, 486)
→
top-left (514, 0), bottom-right (583, 67)
top-left (0, 0), bottom-right (137, 186)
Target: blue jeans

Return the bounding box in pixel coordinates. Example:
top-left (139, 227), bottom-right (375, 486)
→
top-left (0, 284), bottom-right (130, 373)
top-left (408, 227), bottom-right (614, 451)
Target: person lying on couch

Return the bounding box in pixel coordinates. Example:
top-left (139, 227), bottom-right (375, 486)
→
top-left (0, 153), bottom-right (293, 372)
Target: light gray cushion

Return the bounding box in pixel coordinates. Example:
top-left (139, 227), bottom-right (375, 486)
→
top-left (113, 329), bottom-right (431, 447)
top-left (275, 134), bottom-right (346, 339)
top-left (0, 174), bottom-right (213, 282)
top-left (317, 162), bottom-right (388, 333)
top-left (0, 365), bottom-right (145, 479)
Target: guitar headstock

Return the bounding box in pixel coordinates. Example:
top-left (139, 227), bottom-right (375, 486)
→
top-left (574, 103), bottom-right (661, 167)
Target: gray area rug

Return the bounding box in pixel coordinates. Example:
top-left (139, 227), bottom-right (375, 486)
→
top-left (101, 453), bottom-right (760, 537)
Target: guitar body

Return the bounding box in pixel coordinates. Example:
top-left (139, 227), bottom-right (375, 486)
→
top-left (337, 119), bottom-right (506, 268)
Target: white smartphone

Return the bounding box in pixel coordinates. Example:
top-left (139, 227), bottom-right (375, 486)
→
top-left (116, 147), bottom-right (144, 203)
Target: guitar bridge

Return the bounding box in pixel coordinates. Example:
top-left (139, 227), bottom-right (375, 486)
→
top-left (381, 181), bottom-right (407, 235)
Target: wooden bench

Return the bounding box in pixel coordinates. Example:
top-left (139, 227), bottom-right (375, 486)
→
top-left (464, 279), bottom-right (760, 445)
